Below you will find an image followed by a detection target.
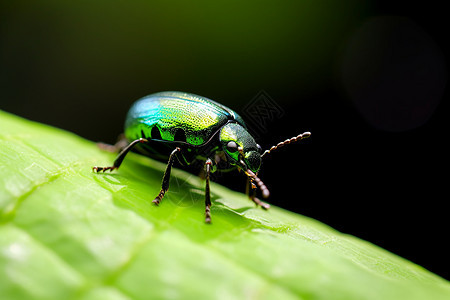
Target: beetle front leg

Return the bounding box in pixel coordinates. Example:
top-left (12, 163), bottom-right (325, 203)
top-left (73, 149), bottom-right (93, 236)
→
top-left (204, 158), bottom-right (213, 223)
top-left (93, 138), bottom-right (148, 172)
top-left (247, 178), bottom-right (270, 210)
top-left (153, 147), bottom-right (181, 205)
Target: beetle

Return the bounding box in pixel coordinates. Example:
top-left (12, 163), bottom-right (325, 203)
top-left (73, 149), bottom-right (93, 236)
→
top-left (93, 91), bottom-right (310, 223)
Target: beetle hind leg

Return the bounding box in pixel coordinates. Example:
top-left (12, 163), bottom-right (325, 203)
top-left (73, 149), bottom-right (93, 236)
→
top-left (152, 147), bottom-right (181, 205)
top-left (96, 134), bottom-right (129, 153)
top-left (93, 138), bottom-right (148, 173)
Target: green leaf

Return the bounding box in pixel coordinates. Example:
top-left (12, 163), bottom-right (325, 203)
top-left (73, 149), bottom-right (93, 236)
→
top-left (1, 110), bottom-right (449, 300)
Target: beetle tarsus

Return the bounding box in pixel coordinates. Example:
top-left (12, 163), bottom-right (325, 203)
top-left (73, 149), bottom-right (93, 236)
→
top-left (153, 190), bottom-right (165, 205)
top-left (205, 205), bottom-right (211, 223)
top-left (92, 166), bottom-right (117, 173)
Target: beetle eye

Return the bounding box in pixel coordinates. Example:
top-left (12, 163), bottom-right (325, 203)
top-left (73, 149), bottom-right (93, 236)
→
top-left (226, 141), bottom-right (238, 153)
top-left (256, 144), bottom-right (262, 153)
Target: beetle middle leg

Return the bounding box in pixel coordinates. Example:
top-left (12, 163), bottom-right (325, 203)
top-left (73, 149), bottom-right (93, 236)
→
top-left (246, 178), bottom-right (270, 210)
top-left (152, 147), bottom-right (182, 205)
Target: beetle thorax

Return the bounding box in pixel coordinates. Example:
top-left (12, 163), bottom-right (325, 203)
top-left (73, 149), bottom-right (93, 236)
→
top-left (219, 123), bottom-right (261, 173)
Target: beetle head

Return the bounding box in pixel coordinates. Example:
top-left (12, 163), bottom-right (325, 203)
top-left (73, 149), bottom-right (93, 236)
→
top-left (219, 122), bottom-right (261, 173)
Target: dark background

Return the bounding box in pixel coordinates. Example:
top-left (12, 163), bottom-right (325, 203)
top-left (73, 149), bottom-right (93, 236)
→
top-left (1, 1), bottom-right (448, 280)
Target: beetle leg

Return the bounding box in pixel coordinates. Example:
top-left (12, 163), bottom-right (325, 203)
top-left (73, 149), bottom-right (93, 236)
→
top-left (93, 138), bottom-right (148, 172)
top-left (153, 147), bottom-right (181, 205)
top-left (204, 158), bottom-right (213, 223)
top-left (96, 133), bottom-right (129, 153)
top-left (247, 178), bottom-right (270, 210)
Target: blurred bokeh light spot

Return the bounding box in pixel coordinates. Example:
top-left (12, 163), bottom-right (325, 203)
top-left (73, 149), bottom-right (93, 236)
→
top-left (340, 16), bottom-right (447, 132)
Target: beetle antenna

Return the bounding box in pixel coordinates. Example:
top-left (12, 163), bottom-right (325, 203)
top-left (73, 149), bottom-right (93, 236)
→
top-left (261, 131), bottom-right (311, 159)
top-left (238, 148), bottom-right (270, 198)
top-left (245, 169), bottom-right (270, 199)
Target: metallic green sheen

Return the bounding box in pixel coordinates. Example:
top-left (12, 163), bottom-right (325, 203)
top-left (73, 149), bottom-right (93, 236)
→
top-left (125, 91), bottom-right (246, 146)
top-left (220, 123), bottom-right (261, 172)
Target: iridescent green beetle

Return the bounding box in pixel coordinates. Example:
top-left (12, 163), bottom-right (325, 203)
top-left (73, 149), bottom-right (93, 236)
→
top-left (93, 91), bottom-right (310, 223)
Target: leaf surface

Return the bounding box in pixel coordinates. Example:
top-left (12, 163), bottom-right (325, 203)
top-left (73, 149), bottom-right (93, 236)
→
top-left (1, 110), bottom-right (449, 300)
